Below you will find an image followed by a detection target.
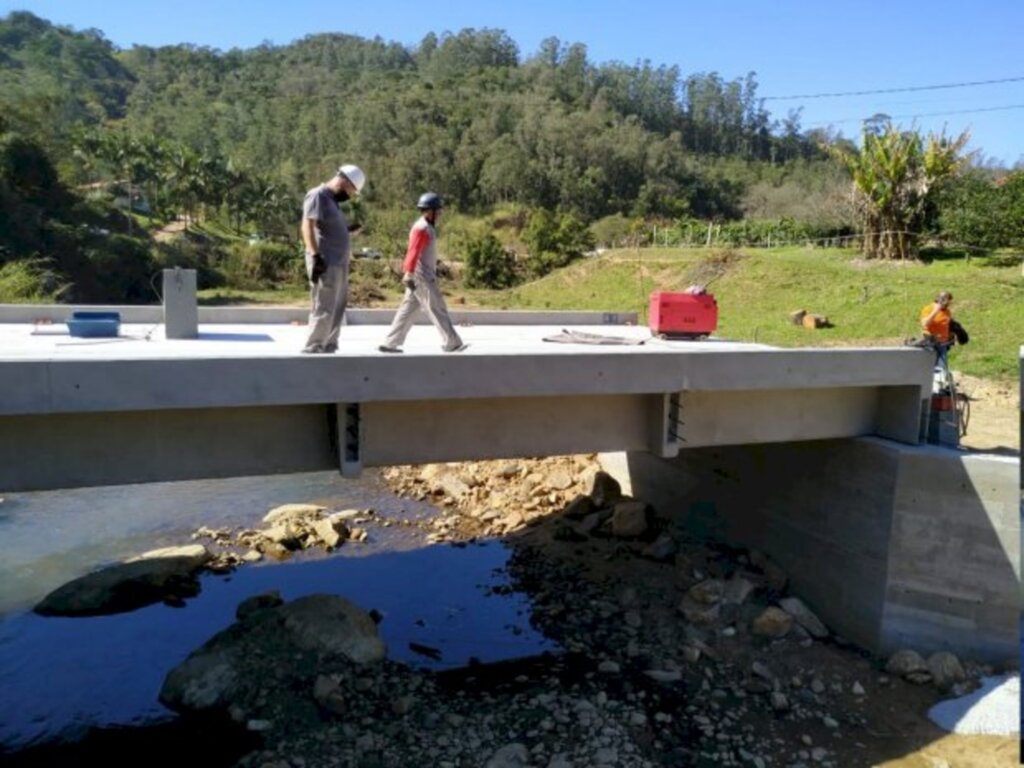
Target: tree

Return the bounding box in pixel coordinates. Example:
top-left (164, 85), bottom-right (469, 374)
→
top-left (463, 233), bottom-right (518, 288)
top-left (831, 123), bottom-right (969, 259)
top-left (936, 169), bottom-right (1024, 249)
top-left (523, 208), bottom-right (594, 277)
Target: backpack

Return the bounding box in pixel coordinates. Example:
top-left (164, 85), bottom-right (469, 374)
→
top-left (950, 319), bottom-right (969, 345)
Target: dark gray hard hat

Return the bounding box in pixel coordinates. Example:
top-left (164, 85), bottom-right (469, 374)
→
top-left (416, 192), bottom-right (444, 210)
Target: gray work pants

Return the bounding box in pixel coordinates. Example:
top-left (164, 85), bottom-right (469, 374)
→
top-left (304, 260), bottom-right (348, 352)
top-left (384, 276), bottom-right (462, 351)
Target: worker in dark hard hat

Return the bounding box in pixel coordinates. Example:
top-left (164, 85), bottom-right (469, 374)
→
top-left (378, 192), bottom-right (466, 353)
top-left (300, 163), bottom-right (365, 354)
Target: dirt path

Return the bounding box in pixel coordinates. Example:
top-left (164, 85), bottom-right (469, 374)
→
top-left (152, 219), bottom-right (188, 243)
top-left (954, 372), bottom-right (1019, 455)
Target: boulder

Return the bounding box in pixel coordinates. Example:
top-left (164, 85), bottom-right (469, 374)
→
top-left (886, 649), bottom-right (931, 684)
top-left (311, 517), bottom-right (349, 549)
top-left (35, 545), bottom-right (212, 617)
top-left (129, 544), bottom-right (211, 565)
top-left (589, 471), bottom-right (622, 508)
top-left (312, 674), bottom-right (347, 716)
top-left (642, 533), bottom-right (677, 561)
top-left (611, 500), bottom-right (649, 538)
top-left (235, 590), bottom-right (283, 621)
top-left (562, 494), bottom-right (596, 520)
top-left (547, 469), bottom-right (574, 491)
top-left (678, 595), bottom-right (721, 626)
top-left (160, 594), bottom-right (386, 715)
top-left (749, 550), bottom-right (788, 591)
top-left (262, 503), bottom-right (326, 525)
top-left (484, 743), bottom-right (530, 768)
top-left (723, 575), bottom-right (757, 605)
top-left (261, 523), bottom-right (302, 548)
top-left (927, 651), bottom-right (966, 691)
top-left (778, 596), bottom-right (829, 638)
top-left (434, 473), bottom-right (471, 499)
top-left (281, 595), bottom-right (387, 662)
top-left (688, 579), bottom-right (725, 605)
top-left (751, 607), bottom-right (793, 638)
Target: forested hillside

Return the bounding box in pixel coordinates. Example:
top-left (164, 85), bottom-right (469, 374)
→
top-left (0, 10), bottom-right (1020, 303)
top-left (3, 12), bottom-right (836, 216)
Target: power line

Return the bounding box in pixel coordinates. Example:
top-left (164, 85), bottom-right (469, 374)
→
top-left (805, 103), bottom-right (1024, 127)
top-left (762, 76), bottom-right (1024, 101)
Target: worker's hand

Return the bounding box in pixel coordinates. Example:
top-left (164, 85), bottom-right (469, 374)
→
top-left (309, 253), bottom-right (326, 284)
top-left (402, 273), bottom-right (416, 291)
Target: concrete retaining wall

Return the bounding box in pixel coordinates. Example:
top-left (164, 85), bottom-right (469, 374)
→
top-left (601, 438), bottom-right (1020, 664)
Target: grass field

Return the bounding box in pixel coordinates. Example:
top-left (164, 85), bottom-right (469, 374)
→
top-left (466, 246), bottom-right (1023, 380)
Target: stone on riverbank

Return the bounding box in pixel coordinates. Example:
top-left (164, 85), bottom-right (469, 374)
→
top-left (34, 544), bottom-right (212, 617)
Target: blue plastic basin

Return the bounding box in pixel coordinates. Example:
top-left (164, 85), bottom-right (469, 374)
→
top-left (67, 311), bottom-right (121, 338)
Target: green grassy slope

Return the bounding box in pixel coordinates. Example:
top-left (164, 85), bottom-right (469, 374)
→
top-left (468, 247), bottom-right (1023, 380)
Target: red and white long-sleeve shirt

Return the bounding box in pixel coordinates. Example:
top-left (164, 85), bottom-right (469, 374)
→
top-left (401, 217), bottom-right (438, 278)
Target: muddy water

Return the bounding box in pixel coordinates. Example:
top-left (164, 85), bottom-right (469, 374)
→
top-left (0, 472), bottom-right (556, 750)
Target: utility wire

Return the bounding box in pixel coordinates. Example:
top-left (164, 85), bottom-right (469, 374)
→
top-left (762, 75), bottom-right (1024, 100)
top-left (805, 103), bottom-right (1024, 127)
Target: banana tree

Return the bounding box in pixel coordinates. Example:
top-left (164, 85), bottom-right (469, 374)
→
top-left (831, 122), bottom-right (969, 259)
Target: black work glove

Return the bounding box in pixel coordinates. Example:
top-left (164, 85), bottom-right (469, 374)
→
top-left (310, 253), bottom-right (326, 284)
top-left (402, 274), bottom-right (416, 291)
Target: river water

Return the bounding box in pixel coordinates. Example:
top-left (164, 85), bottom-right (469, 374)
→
top-left (0, 471), bottom-right (556, 751)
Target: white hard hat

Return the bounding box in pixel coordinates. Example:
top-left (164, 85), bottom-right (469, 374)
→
top-left (337, 164), bottom-right (366, 194)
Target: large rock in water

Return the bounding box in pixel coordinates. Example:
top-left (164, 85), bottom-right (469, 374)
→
top-left (160, 594), bottom-right (386, 715)
top-left (34, 544), bottom-right (212, 617)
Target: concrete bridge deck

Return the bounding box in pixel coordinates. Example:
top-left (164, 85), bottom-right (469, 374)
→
top-left (0, 307), bottom-right (934, 491)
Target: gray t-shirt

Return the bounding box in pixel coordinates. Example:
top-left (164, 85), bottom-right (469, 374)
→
top-left (303, 184), bottom-right (350, 266)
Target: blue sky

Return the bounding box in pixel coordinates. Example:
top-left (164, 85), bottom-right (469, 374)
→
top-left (4, 0), bottom-right (1023, 165)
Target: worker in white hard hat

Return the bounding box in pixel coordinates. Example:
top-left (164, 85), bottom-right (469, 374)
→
top-left (299, 163), bottom-right (366, 353)
top-left (378, 192), bottom-right (466, 354)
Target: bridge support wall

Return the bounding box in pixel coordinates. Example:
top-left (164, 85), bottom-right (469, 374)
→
top-left (601, 439), bottom-right (1019, 664)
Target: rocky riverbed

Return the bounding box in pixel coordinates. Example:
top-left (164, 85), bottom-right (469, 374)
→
top-left (13, 455), bottom-right (1020, 767)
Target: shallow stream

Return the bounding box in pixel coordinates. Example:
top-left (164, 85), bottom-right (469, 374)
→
top-left (0, 471), bottom-right (556, 751)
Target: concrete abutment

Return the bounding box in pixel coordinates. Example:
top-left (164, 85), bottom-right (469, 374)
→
top-left (600, 438), bottom-right (1019, 665)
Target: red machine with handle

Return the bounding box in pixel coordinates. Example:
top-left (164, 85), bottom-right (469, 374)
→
top-left (648, 290), bottom-right (718, 339)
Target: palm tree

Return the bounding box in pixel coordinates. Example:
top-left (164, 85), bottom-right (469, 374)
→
top-left (164, 146), bottom-right (203, 229)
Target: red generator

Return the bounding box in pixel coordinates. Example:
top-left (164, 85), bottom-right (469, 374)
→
top-left (648, 290), bottom-right (718, 339)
